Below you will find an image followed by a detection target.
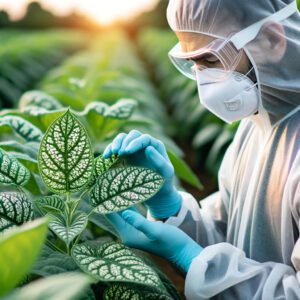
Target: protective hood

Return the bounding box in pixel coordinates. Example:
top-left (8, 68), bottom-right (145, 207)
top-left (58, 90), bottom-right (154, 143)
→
top-left (167, 0), bottom-right (300, 131)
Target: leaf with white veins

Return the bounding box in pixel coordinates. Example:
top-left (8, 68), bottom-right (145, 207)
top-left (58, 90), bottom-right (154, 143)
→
top-left (90, 166), bottom-right (164, 214)
top-left (0, 116), bottom-right (43, 143)
top-left (0, 192), bottom-right (33, 232)
top-left (35, 195), bottom-right (65, 214)
top-left (72, 242), bottom-right (165, 291)
top-left (48, 212), bottom-right (87, 246)
top-left (38, 110), bottom-right (94, 194)
top-left (103, 284), bottom-right (172, 300)
top-left (0, 148), bottom-right (30, 186)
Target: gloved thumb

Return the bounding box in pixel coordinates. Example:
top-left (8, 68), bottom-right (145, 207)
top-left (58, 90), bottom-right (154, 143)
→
top-left (121, 210), bottom-right (158, 241)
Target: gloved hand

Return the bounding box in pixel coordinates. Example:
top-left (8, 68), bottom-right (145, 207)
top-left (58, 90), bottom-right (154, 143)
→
top-left (106, 209), bottom-right (203, 273)
top-left (103, 130), bottom-right (182, 220)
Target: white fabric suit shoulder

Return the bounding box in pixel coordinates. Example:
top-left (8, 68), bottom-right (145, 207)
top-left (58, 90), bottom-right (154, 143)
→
top-left (154, 117), bottom-right (300, 299)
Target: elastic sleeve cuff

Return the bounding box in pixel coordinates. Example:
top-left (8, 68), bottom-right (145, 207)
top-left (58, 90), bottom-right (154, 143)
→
top-left (146, 191), bottom-right (201, 226)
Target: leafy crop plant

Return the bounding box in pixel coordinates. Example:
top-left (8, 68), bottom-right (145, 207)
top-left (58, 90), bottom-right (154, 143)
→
top-left (30, 109), bottom-right (176, 299)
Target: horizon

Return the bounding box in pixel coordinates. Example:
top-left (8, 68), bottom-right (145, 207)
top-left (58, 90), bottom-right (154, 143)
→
top-left (0, 0), bottom-right (161, 25)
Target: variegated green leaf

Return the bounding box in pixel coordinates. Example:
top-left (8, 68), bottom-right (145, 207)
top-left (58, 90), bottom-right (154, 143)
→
top-left (81, 99), bottom-right (136, 120)
top-left (72, 242), bottom-right (165, 290)
top-left (90, 167), bottom-right (164, 214)
top-left (0, 192), bottom-right (33, 233)
top-left (38, 110), bottom-right (94, 194)
top-left (0, 116), bottom-right (43, 143)
top-left (87, 154), bottom-right (120, 188)
top-left (0, 148), bottom-right (31, 186)
top-left (35, 195), bottom-right (65, 214)
top-left (49, 212), bottom-right (87, 245)
top-left (95, 154), bottom-right (119, 177)
top-left (19, 90), bottom-right (62, 111)
top-left (103, 284), bottom-right (172, 300)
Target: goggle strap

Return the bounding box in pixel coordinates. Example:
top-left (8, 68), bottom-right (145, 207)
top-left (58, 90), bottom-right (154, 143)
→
top-left (230, 1), bottom-right (297, 50)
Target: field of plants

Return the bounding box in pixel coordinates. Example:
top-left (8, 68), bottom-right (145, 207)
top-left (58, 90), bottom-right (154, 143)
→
top-left (0, 28), bottom-right (236, 299)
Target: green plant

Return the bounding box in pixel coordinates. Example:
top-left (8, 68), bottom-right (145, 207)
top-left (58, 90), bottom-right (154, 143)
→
top-left (0, 108), bottom-right (180, 298)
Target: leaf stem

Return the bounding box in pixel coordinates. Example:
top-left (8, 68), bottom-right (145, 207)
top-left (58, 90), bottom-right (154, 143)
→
top-left (46, 239), bottom-right (65, 254)
top-left (65, 192), bottom-right (72, 255)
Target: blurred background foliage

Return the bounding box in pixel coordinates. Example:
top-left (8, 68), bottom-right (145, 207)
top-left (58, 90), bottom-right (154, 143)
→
top-left (0, 0), bottom-right (238, 196)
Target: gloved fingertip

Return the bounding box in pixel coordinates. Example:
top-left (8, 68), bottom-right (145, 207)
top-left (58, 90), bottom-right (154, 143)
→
top-left (103, 151), bottom-right (110, 159)
top-left (121, 210), bottom-right (134, 220)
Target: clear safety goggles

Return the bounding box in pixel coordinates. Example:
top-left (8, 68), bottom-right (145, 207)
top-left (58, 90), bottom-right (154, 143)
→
top-left (168, 1), bottom-right (297, 81)
top-left (168, 37), bottom-right (243, 81)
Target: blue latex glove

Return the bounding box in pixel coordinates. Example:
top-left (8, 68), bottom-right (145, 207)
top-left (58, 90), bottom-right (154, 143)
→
top-left (105, 209), bottom-right (203, 273)
top-left (103, 130), bottom-right (182, 219)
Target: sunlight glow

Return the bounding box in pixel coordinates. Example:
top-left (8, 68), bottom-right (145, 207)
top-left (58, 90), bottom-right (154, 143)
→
top-left (0, 0), bottom-right (160, 25)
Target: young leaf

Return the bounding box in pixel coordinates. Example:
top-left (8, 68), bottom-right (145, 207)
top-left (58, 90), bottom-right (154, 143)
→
top-left (38, 110), bottom-right (94, 194)
top-left (0, 192), bottom-right (33, 232)
top-left (87, 153), bottom-right (120, 188)
top-left (72, 242), bottom-right (165, 291)
top-left (94, 154), bottom-right (119, 177)
top-left (90, 166), bottom-right (164, 214)
top-left (103, 284), bottom-right (172, 300)
top-left (0, 116), bottom-right (43, 143)
top-left (2, 272), bottom-right (94, 300)
top-left (48, 212), bottom-right (87, 246)
top-left (0, 218), bottom-right (48, 297)
top-left (35, 195), bottom-right (65, 214)
top-left (0, 148), bottom-right (31, 186)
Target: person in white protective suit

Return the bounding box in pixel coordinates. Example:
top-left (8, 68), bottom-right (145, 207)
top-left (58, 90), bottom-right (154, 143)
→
top-left (103, 0), bottom-right (300, 299)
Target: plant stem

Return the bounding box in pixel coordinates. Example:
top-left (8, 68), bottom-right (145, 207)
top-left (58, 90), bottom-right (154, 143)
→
top-left (46, 239), bottom-right (65, 254)
top-left (65, 192), bottom-right (72, 256)
top-left (87, 208), bottom-right (96, 218)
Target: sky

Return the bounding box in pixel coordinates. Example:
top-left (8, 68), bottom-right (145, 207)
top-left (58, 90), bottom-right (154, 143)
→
top-left (0, 0), bottom-right (160, 25)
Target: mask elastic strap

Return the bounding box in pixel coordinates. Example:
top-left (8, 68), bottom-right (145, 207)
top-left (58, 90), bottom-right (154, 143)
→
top-left (245, 67), bottom-right (255, 78)
top-left (230, 1), bottom-right (297, 50)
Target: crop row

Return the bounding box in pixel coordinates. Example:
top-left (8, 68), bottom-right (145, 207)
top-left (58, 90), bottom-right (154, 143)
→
top-left (0, 31), bottom-right (202, 299)
top-left (0, 29), bottom-right (86, 108)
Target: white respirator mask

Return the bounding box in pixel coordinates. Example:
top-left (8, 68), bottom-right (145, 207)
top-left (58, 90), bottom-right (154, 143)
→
top-left (194, 67), bottom-right (259, 124)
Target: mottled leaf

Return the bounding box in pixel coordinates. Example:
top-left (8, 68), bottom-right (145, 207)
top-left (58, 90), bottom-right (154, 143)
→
top-left (81, 99), bottom-right (137, 120)
top-left (90, 166), bottom-right (164, 214)
top-left (95, 154), bottom-right (119, 177)
top-left (38, 110), bottom-right (94, 194)
top-left (3, 273), bottom-right (94, 300)
top-left (35, 195), bottom-right (65, 214)
top-left (87, 154), bottom-right (120, 188)
top-left (103, 284), bottom-right (172, 300)
top-left (0, 116), bottom-right (43, 143)
top-left (49, 212), bottom-right (87, 245)
top-left (19, 90), bottom-right (62, 111)
top-left (0, 148), bottom-right (30, 186)
top-left (0, 192), bottom-right (33, 232)
top-left (72, 242), bottom-right (164, 290)
top-left (0, 218), bottom-right (48, 296)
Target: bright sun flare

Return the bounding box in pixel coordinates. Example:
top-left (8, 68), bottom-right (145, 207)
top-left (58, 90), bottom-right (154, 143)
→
top-left (0, 0), bottom-right (159, 25)
top-left (76, 0), bottom-right (148, 25)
